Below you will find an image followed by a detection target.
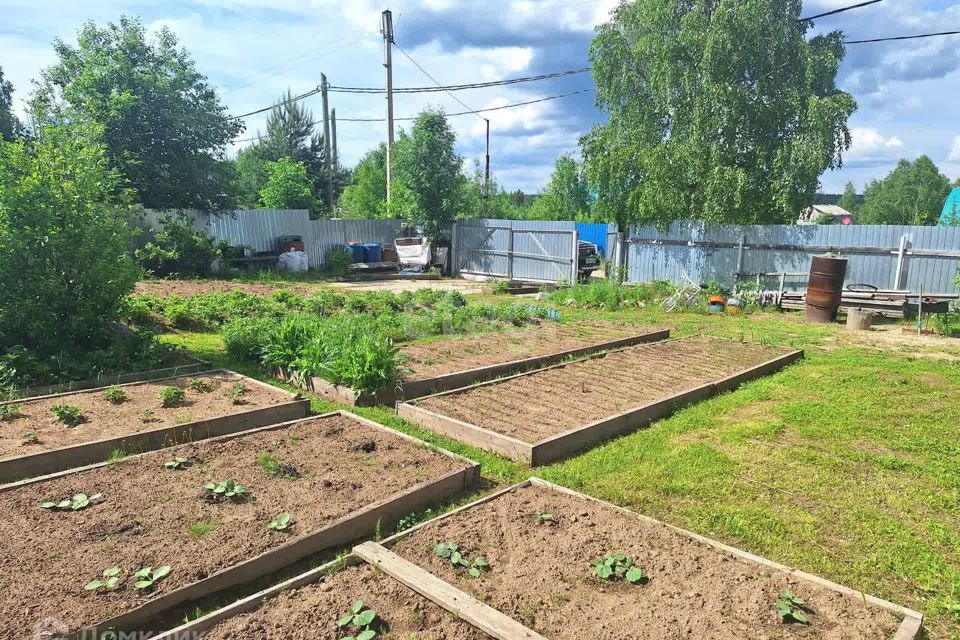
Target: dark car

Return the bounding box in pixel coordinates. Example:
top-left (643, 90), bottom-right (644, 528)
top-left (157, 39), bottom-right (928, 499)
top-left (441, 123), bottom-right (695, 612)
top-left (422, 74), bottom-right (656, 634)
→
top-left (578, 240), bottom-right (601, 280)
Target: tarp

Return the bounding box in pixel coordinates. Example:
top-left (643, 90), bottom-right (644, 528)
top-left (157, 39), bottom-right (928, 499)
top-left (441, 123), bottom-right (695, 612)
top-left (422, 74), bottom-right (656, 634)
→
top-left (939, 188), bottom-right (960, 225)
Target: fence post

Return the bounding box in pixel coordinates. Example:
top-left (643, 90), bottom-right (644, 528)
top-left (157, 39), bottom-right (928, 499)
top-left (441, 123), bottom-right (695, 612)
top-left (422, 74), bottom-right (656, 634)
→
top-left (450, 223), bottom-right (459, 277)
top-left (506, 228), bottom-right (514, 281)
top-left (892, 234), bottom-right (907, 290)
top-left (570, 229), bottom-right (579, 284)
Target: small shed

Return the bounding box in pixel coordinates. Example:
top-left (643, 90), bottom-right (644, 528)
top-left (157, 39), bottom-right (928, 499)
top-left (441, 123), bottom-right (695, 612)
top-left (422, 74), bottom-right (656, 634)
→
top-left (798, 204), bottom-right (854, 225)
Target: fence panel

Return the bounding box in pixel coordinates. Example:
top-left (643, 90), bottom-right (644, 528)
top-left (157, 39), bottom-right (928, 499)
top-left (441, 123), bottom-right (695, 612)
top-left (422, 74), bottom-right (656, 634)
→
top-left (453, 219), bottom-right (579, 283)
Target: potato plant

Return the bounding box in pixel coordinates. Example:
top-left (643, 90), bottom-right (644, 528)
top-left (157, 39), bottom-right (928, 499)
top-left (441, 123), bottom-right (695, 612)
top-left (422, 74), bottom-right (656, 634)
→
top-left (50, 404), bottom-right (85, 427)
top-left (433, 542), bottom-right (491, 578)
top-left (40, 492), bottom-right (104, 511)
top-left (102, 386), bottom-right (129, 404)
top-left (337, 599), bottom-right (377, 640)
top-left (775, 589), bottom-right (809, 624)
top-left (159, 386), bottom-right (186, 407)
top-left (85, 567), bottom-right (122, 592)
top-left (188, 377), bottom-right (214, 393)
top-left (591, 553), bottom-right (644, 584)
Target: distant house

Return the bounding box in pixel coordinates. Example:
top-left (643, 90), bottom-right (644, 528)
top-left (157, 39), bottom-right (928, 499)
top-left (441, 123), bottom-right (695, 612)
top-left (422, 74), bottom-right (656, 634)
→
top-left (798, 204), bottom-right (855, 225)
top-left (939, 188), bottom-right (960, 225)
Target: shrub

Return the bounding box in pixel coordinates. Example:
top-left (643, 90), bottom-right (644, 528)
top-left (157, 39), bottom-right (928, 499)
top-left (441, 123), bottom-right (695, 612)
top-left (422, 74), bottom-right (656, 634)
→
top-left (325, 247), bottom-right (353, 278)
top-left (135, 213), bottom-right (218, 277)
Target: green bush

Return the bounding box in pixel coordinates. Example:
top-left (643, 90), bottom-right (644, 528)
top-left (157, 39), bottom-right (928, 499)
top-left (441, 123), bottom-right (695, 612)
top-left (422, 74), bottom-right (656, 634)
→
top-left (547, 279), bottom-right (674, 311)
top-left (135, 213), bottom-right (218, 277)
top-left (325, 247), bottom-right (353, 278)
top-left (222, 317), bottom-right (280, 362)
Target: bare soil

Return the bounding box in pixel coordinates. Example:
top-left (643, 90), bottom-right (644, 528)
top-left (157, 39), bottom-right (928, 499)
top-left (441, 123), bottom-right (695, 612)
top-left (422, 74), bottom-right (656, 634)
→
top-left (0, 372), bottom-right (292, 460)
top-left (401, 321), bottom-right (661, 381)
top-left (416, 336), bottom-right (792, 443)
top-left (134, 280), bottom-right (312, 297)
top-left (390, 484), bottom-right (901, 640)
top-left (203, 562), bottom-right (489, 639)
top-left (0, 414), bottom-right (468, 636)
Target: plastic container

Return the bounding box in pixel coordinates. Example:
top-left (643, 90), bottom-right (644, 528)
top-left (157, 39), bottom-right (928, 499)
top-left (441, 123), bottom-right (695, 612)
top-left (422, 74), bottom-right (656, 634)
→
top-left (362, 243), bottom-right (382, 263)
top-left (343, 243), bottom-right (365, 263)
top-left (707, 294), bottom-right (727, 313)
top-left (726, 297), bottom-right (744, 314)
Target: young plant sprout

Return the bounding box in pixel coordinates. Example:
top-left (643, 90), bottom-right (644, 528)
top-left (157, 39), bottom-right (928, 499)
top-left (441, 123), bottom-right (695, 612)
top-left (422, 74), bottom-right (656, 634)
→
top-left (40, 492), bottom-right (104, 511)
top-left (433, 542), bottom-right (491, 578)
top-left (228, 382), bottom-right (248, 405)
top-left (133, 565), bottom-right (171, 591)
top-left (102, 386), bottom-right (129, 404)
top-left (535, 511), bottom-right (556, 524)
top-left (188, 378), bottom-right (214, 393)
top-left (591, 553), bottom-right (644, 584)
top-left (164, 456), bottom-right (190, 470)
top-left (337, 599), bottom-right (377, 640)
top-left (50, 404), bottom-right (85, 427)
top-left (775, 589), bottom-right (809, 624)
top-left (203, 479), bottom-right (248, 502)
top-left (268, 512), bottom-right (293, 531)
top-left (23, 429), bottom-right (40, 444)
top-left (85, 567), bottom-right (122, 592)
top-left (141, 409), bottom-right (159, 423)
top-left (159, 386), bottom-right (186, 407)
top-left (0, 403), bottom-right (23, 421)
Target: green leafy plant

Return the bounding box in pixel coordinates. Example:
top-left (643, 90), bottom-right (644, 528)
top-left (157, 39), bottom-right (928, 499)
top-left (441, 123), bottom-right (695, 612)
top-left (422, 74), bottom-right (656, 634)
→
top-left (23, 429), bottom-right (40, 444)
top-left (103, 386), bottom-right (129, 404)
top-left (141, 409), bottom-right (159, 423)
top-left (535, 511), bottom-right (556, 525)
top-left (50, 404), bottom-right (85, 427)
top-left (228, 382), bottom-right (248, 405)
top-left (268, 512), bottom-right (293, 532)
top-left (106, 449), bottom-right (127, 464)
top-left (85, 567), bottom-right (122, 592)
top-left (775, 589), bottom-right (809, 624)
top-left (159, 386), bottom-right (186, 407)
top-left (188, 377), bottom-right (214, 393)
top-left (0, 403), bottom-right (23, 421)
top-left (40, 492), bottom-right (104, 511)
top-left (203, 479), bottom-right (249, 502)
top-left (591, 552), bottom-right (644, 584)
top-left (432, 542), bottom-right (491, 578)
top-left (326, 247), bottom-right (353, 279)
top-left (164, 456), bottom-right (190, 470)
top-left (256, 453), bottom-right (299, 478)
top-left (133, 565), bottom-right (172, 591)
top-left (490, 280), bottom-right (510, 295)
top-left (337, 599), bottom-right (377, 640)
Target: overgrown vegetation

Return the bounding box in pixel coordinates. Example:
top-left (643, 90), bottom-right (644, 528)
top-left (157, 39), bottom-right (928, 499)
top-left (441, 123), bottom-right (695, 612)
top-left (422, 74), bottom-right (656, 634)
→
top-left (136, 213), bottom-right (220, 277)
top-left (546, 279), bottom-right (675, 311)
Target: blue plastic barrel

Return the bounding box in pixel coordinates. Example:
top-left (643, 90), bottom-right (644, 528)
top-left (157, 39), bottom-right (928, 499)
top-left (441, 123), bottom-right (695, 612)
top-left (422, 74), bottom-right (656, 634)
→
top-left (343, 243), bottom-right (365, 263)
top-left (362, 243), bottom-right (382, 263)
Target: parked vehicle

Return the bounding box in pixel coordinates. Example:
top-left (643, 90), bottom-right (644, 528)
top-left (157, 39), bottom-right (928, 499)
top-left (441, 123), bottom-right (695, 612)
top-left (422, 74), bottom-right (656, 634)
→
top-left (578, 240), bottom-right (601, 280)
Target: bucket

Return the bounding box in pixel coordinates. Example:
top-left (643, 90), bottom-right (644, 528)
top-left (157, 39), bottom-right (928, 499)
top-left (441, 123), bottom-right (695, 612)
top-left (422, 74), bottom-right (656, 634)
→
top-left (726, 297), bottom-right (744, 314)
top-left (708, 294), bottom-right (727, 313)
top-left (362, 243), bottom-right (383, 263)
top-left (805, 254), bottom-right (848, 323)
top-left (343, 243), bottom-right (365, 263)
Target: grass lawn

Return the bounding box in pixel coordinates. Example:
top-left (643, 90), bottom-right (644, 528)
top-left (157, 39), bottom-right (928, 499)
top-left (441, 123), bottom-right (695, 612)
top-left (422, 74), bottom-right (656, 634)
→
top-left (161, 301), bottom-right (960, 638)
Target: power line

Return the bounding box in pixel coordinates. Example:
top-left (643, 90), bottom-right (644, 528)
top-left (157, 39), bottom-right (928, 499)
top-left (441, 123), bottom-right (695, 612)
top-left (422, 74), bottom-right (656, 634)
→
top-left (328, 67), bottom-right (591, 94)
top-left (227, 85), bottom-right (321, 120)
top-left (393, 42), bottom-right (486, 122)
top-left (798, 0), bottom-right (884, 22)
top-left (845, 30), bottom-right (960, 44)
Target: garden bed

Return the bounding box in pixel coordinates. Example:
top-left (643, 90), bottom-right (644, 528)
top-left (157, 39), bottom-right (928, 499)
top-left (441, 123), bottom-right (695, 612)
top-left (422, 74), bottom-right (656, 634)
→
top-left (18, 355), bottom-right (209, 398)
top-left (0, 411), bottom-right (479, 637)
top-left (297, 321), bottom-right (669, 406)
top-left (374, 478), bottom-right (922, 639)
top-left (399, 336), bottom-right (802, 465)
top-left (0, 370), bottom-right (308, 483)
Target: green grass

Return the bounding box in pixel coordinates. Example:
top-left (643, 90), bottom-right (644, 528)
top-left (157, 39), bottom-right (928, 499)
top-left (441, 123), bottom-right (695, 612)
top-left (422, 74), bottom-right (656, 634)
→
top-left (161, 302), bottom-right (960, 638)
top-left (188, 521), bottom-right (218, 538)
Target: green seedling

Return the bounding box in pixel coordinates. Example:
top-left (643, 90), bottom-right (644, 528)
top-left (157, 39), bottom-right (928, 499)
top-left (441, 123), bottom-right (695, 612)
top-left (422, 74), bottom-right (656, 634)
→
top-left (133, 565), bottom-right (171, 591)
top-left (164, 456), bottom-right (190, 470)
top-left (203, 479), bottom-right (248, 502)
top-left (0, 403), bottom-right (23, 421)
top-left (433, 542), bottom-right (491, 578)
top-left (188, 378), bottom-right (214, 393)
top-left (591, 552), bottom-right (645, 584)
top-left (141, 409), bottom-right (159, 423)
top-left (337, 599), bottom-right (377, 640)
top-left (535, 511), bottom-right (556, 524)
top-left (51, 404), bottom-right (85, 427)
top-left (159, 386), bottom-right (186, 407)
top-left (228, 382), bottom-right (248, 405)
top-left (268, 512), bottom-right (293, 531)
top-left (775, 589), bottom-right (809, 624)
top-left (256, 453), bottom-right (299, 478)
top-left (40, 492), bottom-right (104, 511)
top-left (23, 429), bottom-right (40, 444)
top-left (85, 567), bottom-right (122, 592)
top-left (102, 386), bottom-right (129, 404)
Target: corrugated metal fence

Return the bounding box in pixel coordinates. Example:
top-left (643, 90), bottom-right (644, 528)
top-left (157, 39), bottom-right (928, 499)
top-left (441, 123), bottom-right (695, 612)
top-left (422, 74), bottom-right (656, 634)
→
top-left (624, 222), bottom-right (960, 294)
top-left (137, 209), bottom-right (401, 269)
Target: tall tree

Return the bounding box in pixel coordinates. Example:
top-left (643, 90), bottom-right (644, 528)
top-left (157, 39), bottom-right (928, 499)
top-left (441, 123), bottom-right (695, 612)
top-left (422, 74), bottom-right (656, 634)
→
top-left (338, 144), bottom-right (389, 218)
top-left (582, 0), bottom-right (856, 227)
top-left (31, 16), bottom-right (242, 210)
top-left (858, 156), bottom-right (951, 226)
top-left (529, 154), bottom-right (591, 220)
top-left (837, 181), bottom-right (859, 214)
top-left (258, 158), bottom-right (317, 210)
top-left (393, 109), bottom-right (463, 240)
top-left (0, 66), bottom-right (22, 141)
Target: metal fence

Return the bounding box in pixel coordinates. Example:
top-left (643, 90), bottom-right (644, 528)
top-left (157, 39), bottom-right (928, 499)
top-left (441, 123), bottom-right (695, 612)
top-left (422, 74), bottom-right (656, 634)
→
top-left (136, 209), bottom-right (401, 269)
top-left (624, 222), bottom-right (960, 294)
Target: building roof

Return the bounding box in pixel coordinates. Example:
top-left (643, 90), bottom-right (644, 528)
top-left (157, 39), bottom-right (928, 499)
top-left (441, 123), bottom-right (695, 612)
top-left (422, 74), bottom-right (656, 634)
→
top-left (798, 204), bottom-right (855, 225)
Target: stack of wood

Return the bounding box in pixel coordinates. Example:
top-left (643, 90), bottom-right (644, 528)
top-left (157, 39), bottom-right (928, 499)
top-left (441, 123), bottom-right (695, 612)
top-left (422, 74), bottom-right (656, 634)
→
top-left (780, 289), bottom-right (956, 318)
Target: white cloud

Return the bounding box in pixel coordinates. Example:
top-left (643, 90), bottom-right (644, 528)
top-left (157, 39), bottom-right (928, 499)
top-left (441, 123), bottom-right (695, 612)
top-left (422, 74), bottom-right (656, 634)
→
top-left (949, 136), bottom-right (960, 163)
top-left (847, 127), bottom-right (904, 160)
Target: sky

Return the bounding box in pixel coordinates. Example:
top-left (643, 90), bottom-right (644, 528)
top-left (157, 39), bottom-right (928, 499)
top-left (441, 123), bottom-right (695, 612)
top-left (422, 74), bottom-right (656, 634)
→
top-left (1, 0), bottom-right (959, 195)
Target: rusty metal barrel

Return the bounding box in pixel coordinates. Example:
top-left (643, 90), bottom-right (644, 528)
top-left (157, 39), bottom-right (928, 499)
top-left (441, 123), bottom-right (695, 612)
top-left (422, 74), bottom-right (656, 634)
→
top-left (805, 254), bottom-right (848, 323)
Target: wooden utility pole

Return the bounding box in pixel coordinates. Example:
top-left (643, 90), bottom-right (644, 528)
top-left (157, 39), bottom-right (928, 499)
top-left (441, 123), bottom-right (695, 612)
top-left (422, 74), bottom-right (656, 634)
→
top-left (331, 108), bottom-right (338, 170)
top-left (321, 74), bottom-right (334, 213)
top-left (484, 118), bottom-right (490, 216)
top-left (381, 9), bottom-right (395, 203)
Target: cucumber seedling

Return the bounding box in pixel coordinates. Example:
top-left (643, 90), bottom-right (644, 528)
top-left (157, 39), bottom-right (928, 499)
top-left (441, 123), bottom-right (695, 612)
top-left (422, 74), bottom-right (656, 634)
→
top-left (591, 552), bottom-right (645, 584)
top-left (188, 378), bottom-right (214, 393)
top-left (102, 386), bottom-right (129, 404)
top-left (164, 456), bottom-right (191, 470)
top-left (337, 599), bottom-right (377, 640)
top-left (85, 567), bottom-right (122, 592)
top-left (432, 542), bottom-right (491, 578)
top-left (51, 404), bottom-right (85, 427)
top-left (775, 589), bottom-right (810, 624)
top-left (268, 512), bottom-right (293, 532)
top-left (203, 479), bottom-right (249, 502)
top-left (133, 565), bottom-right (172, 591)
top-left (41, 492), bottom-right (104, 511)
top-left (159, 386), bottom-right (186, 408)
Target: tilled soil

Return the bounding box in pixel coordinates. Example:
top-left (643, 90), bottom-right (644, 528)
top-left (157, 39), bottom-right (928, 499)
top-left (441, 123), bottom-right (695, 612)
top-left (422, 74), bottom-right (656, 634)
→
top-left (0, 414), bottom-right (468, 636)
top-left (0, 372), bottom-right (291, 460)
top-left (401, 321), bottom-right (660, 381)
top-left (416, 336), bottom-right (791, 443)
top-left (390, 484), bottom-right (902, 640)
top-left (203, 562), bottom-right (490, 639)
top-left (134, 280), bottom-right (312, 297)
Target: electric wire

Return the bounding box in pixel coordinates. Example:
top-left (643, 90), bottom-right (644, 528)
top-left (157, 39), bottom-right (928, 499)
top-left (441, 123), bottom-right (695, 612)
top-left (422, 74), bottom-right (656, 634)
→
top-left (328, 67), bottom-right (591, 93)
top-left (845, 30), bottom-right (960, 44)
top-left (798, 0), bottom-right (884, 23)
top-left (393, 42), bottom-right (486, 122)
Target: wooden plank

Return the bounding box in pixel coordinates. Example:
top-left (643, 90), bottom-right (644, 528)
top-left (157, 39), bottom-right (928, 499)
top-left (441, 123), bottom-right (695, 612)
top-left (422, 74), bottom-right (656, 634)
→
top-left (17, 357), bottom-right (210, 398)
top-left (354, 542), bottom-right (547, 640)
top-left (397, 402), bottom-right (534, 463)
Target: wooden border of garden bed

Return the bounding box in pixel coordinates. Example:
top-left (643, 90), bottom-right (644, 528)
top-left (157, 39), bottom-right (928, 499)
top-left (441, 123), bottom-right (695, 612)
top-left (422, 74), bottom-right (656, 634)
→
top-left (397, 338), bottom-right (804, 466)
top-left (0, 370), bottom-right (309, 484)
top-left (17, 356), bottom-right (211, 398)
top-left (376, 478), bottom-right (924, 640)
top-left (0, 410), bottom-right (480, 639)
top-left (281, 327), bottom-right (670, 407)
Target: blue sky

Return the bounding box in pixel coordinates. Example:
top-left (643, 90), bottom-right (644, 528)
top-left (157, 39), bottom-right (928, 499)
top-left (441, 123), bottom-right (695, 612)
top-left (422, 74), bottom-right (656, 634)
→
top-left (1, 0), bottom-right (959, 195)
